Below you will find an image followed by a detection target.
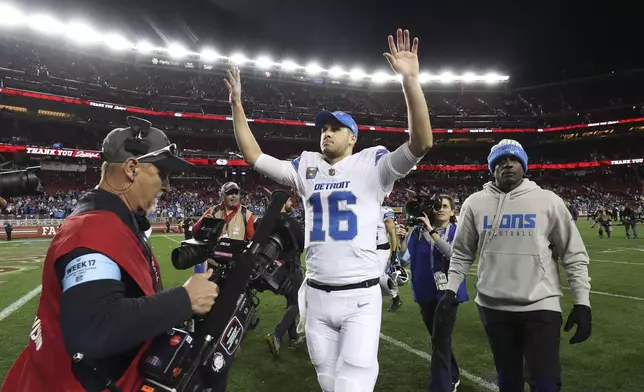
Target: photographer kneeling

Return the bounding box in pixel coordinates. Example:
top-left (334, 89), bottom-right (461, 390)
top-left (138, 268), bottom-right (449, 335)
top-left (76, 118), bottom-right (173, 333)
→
top-left (264, 192), bottom-right (306, 356)
top-left (398, 195), bottom-right (468, 392)
top-left (1, 118), bottom-right (220, 392)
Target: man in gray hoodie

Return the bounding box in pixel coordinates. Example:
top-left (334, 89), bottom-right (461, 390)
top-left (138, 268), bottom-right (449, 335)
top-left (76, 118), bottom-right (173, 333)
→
top-left (435, 139), bottom-right (592, 392)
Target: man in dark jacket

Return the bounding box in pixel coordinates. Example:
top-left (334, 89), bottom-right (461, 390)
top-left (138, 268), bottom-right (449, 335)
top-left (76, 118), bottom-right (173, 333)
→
top-left (622, 206), bottom-right (638, 239)
top-left (1, 117), bottom-right (220, 392)
top-left (4, 222), bottom-right (12, 241)
top-left (265, 192), bottom-right (306, 357)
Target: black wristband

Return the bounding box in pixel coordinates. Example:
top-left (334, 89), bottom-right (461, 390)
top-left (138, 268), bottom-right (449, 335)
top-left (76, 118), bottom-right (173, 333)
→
top-left (428, 229), bottom-right (437, 236)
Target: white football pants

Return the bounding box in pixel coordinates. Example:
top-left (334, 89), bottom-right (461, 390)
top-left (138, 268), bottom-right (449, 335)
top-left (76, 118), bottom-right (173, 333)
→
top-left (376, 248), bottom-right (389, 275)
top-left (304, 284), bottom-right (382, 392)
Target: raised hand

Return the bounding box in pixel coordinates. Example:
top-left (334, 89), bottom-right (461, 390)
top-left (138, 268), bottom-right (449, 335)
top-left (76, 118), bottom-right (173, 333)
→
top-left (223, 66), bottom-right (242, 105)
top-left (383, 29), bottom-right (420, 79)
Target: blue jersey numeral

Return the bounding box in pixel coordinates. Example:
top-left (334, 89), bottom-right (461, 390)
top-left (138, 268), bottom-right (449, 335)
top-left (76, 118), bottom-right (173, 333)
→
top-left (309, 191), bottom-right (358, 242)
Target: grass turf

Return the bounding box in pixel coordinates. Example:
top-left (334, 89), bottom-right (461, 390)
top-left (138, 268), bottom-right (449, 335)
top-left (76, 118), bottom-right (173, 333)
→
top-left (1, 223), bottom-right (643, 391)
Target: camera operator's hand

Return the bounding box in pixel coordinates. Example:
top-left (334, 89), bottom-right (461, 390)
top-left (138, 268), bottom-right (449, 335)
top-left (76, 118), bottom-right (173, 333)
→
top-left (397, 226), bottom-right (408, 238)
top-left (183, 269), bottom-right (220, 315)
top-left (419, 212), bottom-right (433, 231)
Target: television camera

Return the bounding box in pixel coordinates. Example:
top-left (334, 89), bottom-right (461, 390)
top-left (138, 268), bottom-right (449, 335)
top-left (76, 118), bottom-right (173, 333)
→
top-left (404, 193), bottom-right (443, 227)
top-left (136, 190), bottom-right (300, 392)
top-left (0, 166), bottom-right (42, 198)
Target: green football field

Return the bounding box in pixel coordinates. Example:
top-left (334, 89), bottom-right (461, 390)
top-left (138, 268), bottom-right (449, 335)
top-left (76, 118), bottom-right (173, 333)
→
top-left (1, 223), bottom-right (643, 391)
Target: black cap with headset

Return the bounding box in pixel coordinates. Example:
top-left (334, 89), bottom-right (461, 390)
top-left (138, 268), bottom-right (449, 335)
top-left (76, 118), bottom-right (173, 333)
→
top-left (101, 116), bottom-right (193, 173)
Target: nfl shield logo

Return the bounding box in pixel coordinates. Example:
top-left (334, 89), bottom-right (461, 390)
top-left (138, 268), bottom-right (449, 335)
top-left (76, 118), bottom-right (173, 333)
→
top-left (329, 168), bottom-right (335, 176)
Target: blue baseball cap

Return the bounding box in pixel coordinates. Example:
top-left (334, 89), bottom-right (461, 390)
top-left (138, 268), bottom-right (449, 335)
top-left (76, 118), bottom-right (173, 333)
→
top-left (315, 110), bottom-right (359, 135)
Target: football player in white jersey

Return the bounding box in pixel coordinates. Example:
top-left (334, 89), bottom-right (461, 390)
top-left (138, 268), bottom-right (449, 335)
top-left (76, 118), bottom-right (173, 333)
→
top-left (376, 206), bottom-right (397, 272)
top-left (223, 29), bottom-right (433, 392)
top-left (376, 206), bottom-right (402, 311)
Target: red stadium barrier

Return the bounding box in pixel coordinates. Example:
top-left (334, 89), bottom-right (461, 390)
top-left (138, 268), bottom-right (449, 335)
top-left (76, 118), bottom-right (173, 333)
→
top-left (2, 87), bottom-right (644, 134)
top-left (0, 225), bottom-right (62, 240)
top-left (0, 223), bottom-right (179, 240)
top-left (0, 143), bottom-right (641, 170)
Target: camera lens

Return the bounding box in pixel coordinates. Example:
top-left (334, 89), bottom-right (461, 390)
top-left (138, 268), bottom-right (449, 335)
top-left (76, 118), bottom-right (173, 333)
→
top-left (171, 244), bottom-right (208, 270)
top-left (0, 170), bottom-right (41, 198)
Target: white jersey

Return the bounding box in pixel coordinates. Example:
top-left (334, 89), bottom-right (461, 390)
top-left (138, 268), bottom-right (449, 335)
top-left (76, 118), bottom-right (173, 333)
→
top-left (260, 146), bottom-right (406, 284)
top-left (376, 206), bottom-right (395, 245)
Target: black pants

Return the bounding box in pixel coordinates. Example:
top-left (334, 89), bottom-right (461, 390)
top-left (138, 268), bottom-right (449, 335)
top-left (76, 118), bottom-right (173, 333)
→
top-left (274, 265), bottom-right (304, 341)
top-left (477, 306), bottom-right (563, 392)
top-left (5, 231), bottom-right (10, 241)
top-left (419, 301), bottom-right (460, 392)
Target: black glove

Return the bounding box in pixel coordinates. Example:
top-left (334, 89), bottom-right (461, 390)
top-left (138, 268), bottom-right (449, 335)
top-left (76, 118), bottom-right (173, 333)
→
top-left (564, 304), bottom-right (592, 344)
top-left (389, 251), bottom-right (399, 266)
top-left (432, 290), bottom-right (458, 340)
top-left (434, 290), bottom-right (458, 324)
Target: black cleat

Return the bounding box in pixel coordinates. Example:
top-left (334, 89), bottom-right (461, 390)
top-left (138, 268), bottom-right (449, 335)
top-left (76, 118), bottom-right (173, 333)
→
top-left (388, 296), bottom-right (403, 312)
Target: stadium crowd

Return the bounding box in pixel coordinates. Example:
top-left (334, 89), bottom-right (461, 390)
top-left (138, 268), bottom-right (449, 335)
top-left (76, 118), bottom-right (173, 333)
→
top-left (1, 36), bottom-right (644, 130)
top-left (2, 168), bottom-right (642, 224)
top-left (0, 36), bottom-right (642, 227)
top-left (1, 113), bottom-right (643, 167)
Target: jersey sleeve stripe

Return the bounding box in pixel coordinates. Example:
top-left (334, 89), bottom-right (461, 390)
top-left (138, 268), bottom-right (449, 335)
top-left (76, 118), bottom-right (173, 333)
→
top-left (291, 156), bottom-right (302, 171)
top-left (62, 253), bottom-right (122, 292)
top-left (375, 149), bottom-right (389, 165)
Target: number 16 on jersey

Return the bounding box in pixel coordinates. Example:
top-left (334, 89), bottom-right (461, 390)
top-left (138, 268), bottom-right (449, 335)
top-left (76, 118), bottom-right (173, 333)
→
top-left (309, 191), bottom-right (358, 242)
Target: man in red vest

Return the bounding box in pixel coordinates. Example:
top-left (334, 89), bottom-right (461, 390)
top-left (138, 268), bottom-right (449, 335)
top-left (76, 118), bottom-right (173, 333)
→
top-left (1, 117), bottom-right (220, 392)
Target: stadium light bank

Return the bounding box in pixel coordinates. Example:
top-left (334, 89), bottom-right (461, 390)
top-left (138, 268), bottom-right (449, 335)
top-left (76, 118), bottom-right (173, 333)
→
top-left (0, 3), bottom-right (510, 85)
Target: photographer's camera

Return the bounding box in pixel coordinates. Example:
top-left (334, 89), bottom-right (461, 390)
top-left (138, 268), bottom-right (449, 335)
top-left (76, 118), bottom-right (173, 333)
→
top-left (138, 191), bottom-right (301, 392)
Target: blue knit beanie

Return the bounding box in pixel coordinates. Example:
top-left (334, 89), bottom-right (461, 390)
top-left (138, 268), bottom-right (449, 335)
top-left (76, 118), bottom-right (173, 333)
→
top-left (487, 139), bottom-right (528, 174)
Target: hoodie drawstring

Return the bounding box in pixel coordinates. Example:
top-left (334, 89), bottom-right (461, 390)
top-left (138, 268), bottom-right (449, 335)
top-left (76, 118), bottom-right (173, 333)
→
top-left (480, 192), bottom-right (507, 253)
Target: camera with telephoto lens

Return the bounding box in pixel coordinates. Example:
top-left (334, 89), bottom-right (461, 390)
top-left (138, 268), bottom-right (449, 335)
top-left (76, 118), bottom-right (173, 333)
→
top-left (404, 194), bottom-right (443, 227)
top-left (0, 166), bottom-right (42, 198)
top-left (136, 190), bottom-right (300, 392)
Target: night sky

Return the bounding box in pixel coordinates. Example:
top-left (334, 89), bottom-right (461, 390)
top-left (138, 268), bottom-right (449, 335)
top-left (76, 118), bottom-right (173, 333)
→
top-left (13, 0), bottom-right (642, 86)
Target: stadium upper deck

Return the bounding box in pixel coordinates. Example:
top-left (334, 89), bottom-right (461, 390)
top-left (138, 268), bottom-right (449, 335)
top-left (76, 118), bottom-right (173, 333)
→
top-left (0, 13), bottom-right (643, 178)
top-left (0, 33), bottom-right (643, 132)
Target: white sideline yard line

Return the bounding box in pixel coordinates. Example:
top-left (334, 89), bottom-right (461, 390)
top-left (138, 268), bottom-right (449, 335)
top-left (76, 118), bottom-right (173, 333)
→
top-left (161, 235), bottom-right (498, 389)
top-left (466, 273), bottom-right (644, 301)
top-left (159, 236), bottom-right (644, 303)
top-left (562, 287), bottom-right (644, 301)
top-left (157, 236), bottom-right (642, 266)
top-left (162, 236), bottom-right (644, 302)
top-left (0, 285), bottom-right (42, 322)
top-left (380, 333), bottom-right (498, 391)
top-left (592, 259), bottom-right (644, 266)
top-left (0, 238), bottom-right (52, 245)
